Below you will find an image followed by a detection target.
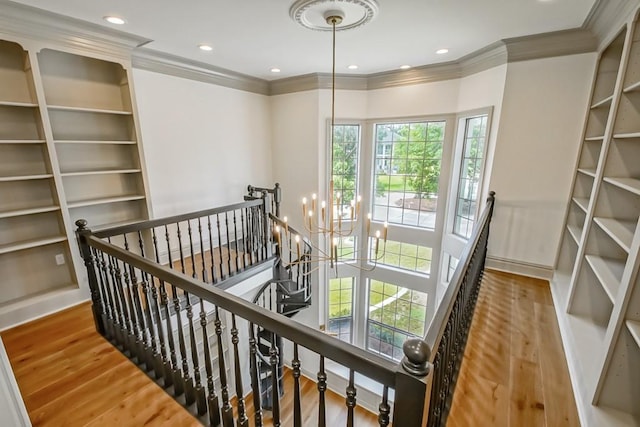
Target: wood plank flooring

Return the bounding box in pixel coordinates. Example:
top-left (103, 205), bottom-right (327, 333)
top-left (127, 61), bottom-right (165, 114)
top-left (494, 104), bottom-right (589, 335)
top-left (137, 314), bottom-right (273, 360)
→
top-left (0, 270), bottom-right (579, 426)
top-left (447, 270), bottom-right (580, 427)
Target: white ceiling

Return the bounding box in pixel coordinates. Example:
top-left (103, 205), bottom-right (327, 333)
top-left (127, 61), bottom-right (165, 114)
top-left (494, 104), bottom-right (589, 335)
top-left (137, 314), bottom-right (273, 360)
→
top-left (11, 0), bottom-right (598, 80)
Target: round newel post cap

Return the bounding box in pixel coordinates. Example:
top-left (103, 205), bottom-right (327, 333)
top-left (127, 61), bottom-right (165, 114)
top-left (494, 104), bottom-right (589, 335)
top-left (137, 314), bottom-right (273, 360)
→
top-left (401, 338), bottom-right (430, 376)
top-left (75, 219), bottom-right (88, 230)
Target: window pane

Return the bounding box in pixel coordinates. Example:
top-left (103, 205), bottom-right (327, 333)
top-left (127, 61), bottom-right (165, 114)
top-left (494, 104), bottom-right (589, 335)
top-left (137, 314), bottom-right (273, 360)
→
top-left (453, 115), bottom-right (488, 239)
top-left (370, 238), bottom-right (432, 274)
top-left (373, 120), bottom-right (445, 229)
top-left (328, 277), bottom-right (354, 343)
top-left (332, 124), bottom-right (360, 214)
top-left (366, 280), bottom-right (429, 361)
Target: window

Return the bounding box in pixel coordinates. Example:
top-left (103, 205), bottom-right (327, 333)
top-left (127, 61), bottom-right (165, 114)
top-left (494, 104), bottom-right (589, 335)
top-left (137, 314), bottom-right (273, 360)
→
top-left (328, 277), bottom-right (354, 343)
top-left (453, 115), bottom-right (488, 238)
top-left (369, 238), bottom-right (432, 274)
top-left (373, 121), bottom-right (445, 229)
top-left (446, 254), bottom-right (459, 283)
top-left (336, 235), bottom-right (356, 261)
top-left (332, 124), bottom-right (360, 215)
top-left (367, 280), bottom-right (428, 361)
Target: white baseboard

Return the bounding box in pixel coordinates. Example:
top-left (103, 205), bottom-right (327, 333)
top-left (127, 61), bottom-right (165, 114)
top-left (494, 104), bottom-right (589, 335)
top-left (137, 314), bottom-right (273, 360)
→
top-left (486, 256), bottom-right (554, 280)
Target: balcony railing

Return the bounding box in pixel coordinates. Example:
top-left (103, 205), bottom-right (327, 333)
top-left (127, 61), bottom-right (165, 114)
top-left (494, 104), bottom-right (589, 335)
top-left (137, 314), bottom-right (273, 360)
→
top-left (75, 185), bottom-right (495, 426)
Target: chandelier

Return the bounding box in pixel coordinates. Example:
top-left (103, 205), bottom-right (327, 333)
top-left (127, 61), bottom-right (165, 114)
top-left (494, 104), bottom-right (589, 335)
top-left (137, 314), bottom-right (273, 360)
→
top-left (275, 2), bottom-right (385, 274)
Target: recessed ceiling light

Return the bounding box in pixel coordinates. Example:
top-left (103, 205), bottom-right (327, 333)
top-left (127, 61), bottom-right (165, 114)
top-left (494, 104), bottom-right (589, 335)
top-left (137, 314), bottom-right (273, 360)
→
top-left (348, 64), bottom-right (358, 70)
top-left (436, 48), bottom-right (449, 55)
top-left (103, 16), bottom-right (125, 25)
top-left (400, 65), bottom-right (411, 70)
top-left (198, 44), bottom-right (213, 52)
top-left (270, 68), bottom-right (281, 73)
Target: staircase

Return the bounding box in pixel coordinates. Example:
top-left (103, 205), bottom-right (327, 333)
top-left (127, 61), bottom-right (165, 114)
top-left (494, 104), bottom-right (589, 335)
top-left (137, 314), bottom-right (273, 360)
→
top-left (252, 254), bottom-right (312, 410)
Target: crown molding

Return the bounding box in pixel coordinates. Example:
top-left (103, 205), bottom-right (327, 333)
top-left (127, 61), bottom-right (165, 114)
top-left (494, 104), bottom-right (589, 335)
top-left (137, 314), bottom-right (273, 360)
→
top-left (583, 0), bottom-right (639, 49)
top-left (503, 28), bottom-right (597, 62)
top-left (269, 73), bottom-right (368, 95)
top-left (133, 48), bottom-right (269, 95)
top-left (0, 0), bottom-right (150, 62)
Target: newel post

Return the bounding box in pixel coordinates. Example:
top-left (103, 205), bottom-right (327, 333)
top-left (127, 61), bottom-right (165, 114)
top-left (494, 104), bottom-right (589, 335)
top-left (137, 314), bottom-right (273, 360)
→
top-left (75, 219), bottom-right (106, 335)
top-left (261, 190), bottom-right (273, 258)
top-left (273, 182), bottom-right (282, 217)
top-left (393, 338), bottom-right (432, 426)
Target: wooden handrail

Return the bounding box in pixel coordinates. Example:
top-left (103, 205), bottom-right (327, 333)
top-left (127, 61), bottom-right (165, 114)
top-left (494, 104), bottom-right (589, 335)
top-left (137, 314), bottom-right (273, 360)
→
top-left (93, 198), bottom-right (264, 238)
top-left (425, 191), bottom-right (496, 353)
top-left (85, 233), bottom-right (399, 387)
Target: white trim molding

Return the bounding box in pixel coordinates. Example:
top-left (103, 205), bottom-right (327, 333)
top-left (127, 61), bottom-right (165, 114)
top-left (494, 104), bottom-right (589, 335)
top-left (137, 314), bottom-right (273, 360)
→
top-left (486, 256), bottom-right (554, 281)
top-left (0, 337), bottom-right (30, 427)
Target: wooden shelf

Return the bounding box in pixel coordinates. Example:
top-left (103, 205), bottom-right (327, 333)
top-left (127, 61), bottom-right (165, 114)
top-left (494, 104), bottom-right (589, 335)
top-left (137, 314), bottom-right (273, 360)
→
top-left (613, 132), bottom-right (640, 139)
top-left (60, 168), bottom-right (141, 177)
top-left (577, 168), bottom-right (597, 178)
top-left (93, 217), bottom-right (148, 232)
top-left (0, 139), bottom-right (45, 144)
top-left (0, 206), bottom-right (59, 219)
top-left (585, 255), bottom-right (625, 303)
top-left (585, 136), bottom-right (605, 141)
top-left (573, 197), bottom-right (589, 212)
top-left (55, 140), bottom-right (136, 145)
top-left (603, 177), bottom-right (640, 196)
top-left (47, 104), bottom-right (132, 115)
top-left (0, 100), bottom-right (37, 108)
top-left (67, 195), bottom-right (145, 209)
top-left (623, 80), bottom-right (640, 93)
top-left (567, 224), bottom-right (582, 244)
top-left (0, 173), bottom-right (52, 182)
top-left (593, 217), bottom-right (635, 253)
top-left (628, 320), bottom-right (640, 349)
top-left (591, 95), bottom-right (614, 109)
top-left (0, 235), bottom-right (67, 255)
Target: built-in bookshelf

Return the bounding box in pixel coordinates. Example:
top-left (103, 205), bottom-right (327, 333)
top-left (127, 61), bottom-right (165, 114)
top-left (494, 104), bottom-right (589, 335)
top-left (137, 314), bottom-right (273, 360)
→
top-left (0, 40), bottom-right (76, 309)
top-left (38, 49), bottom-right (148, 229)
top-left (553, 12), bottom-right (640, 427)
top-left (0, 39), bottom-right (149, 328)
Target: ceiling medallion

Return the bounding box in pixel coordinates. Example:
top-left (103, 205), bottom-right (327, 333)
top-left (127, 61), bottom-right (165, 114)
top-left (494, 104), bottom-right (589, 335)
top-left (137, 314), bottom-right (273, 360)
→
top-left (289, 0), bottom-right (379, 31)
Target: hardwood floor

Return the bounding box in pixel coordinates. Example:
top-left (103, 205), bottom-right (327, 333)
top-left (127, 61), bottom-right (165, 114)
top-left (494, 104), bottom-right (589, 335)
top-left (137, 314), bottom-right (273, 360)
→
top-left (0, 270), bottom-right (579, 426)
top-left (0, 303), bottom-right (378, 426)
top-left (447, 270), bottom-right (580, 427)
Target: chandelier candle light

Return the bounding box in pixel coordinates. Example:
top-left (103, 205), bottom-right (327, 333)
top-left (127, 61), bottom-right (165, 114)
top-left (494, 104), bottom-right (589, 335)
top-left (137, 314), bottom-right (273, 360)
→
top-left (276, 5), bottom-right (387, 273)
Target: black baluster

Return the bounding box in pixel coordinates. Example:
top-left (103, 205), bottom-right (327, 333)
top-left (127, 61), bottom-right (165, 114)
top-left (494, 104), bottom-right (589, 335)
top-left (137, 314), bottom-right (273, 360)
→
top-left (270, 332), bottom-right (281, 427)
top-left (225, 212), bottom-right (232, 274)
top-left (121, 254), bottom-right (144, 364)
top-left (292, 343), bottom-right (302, 427)
top-left (197, 218), bottom-right (208, 282)
top-left (317, 356), bottom-right (327, 427)
top-left (126, 235), bottom-right (152, 370)
top-left (148, 229), bottom-right (173, 385)
top-left (215, 307), bottom-right (234, 426)
top-left (177, 222), bottom-right (187, 275)
top-left (105, 252), bottom-right (128, 349)
top-left (187, 219), bottom-right (198, 280)
top-left (93, 248), bottom-right (115, 340)
top-left (171, 281), bottom-right (195, 405)
top-left (164, 225), bottom-right (185, 395)
top-left (240, 208), bottom-right (247, 269)
top-left (231, 315), bottom-right (248, 426)
top-left (346, 370), bottom-right (356, 427)
top-left (378, 386), bottom-right (390, 427)
top-left (201, 300), bottom-right (221, 426)
top-left (207, 216), bottom-right (219, 284)
top-left (188, 295), bottom-right (206, 414)
top-left (216, 214), bottom-right (225, 278)
top-left (248, 324), bottom-right (263, 427)
top-left (232, 210), bottom-right (240, 272)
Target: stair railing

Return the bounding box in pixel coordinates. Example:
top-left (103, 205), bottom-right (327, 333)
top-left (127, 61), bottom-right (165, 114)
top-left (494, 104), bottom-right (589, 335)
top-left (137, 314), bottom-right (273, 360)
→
top-left (421, 190), bottom-right (496, 427)
top-left (76, 189), bottom-right (496, 426)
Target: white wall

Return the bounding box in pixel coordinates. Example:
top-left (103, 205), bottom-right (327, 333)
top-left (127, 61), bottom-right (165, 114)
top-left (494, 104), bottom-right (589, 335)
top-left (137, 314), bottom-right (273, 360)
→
top-left (132, 69), bottom-right (273, 217)
top-left (487, 53), bottom-right (597, 270)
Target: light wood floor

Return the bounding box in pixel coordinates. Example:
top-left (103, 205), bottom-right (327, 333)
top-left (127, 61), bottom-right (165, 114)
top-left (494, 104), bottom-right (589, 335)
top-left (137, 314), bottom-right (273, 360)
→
top-left (447, 270), bottom-right (580, 427)
top-left (1, 271), bottom-right (579, 426)
top-left (1, 303), bottom-right (378, 426)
